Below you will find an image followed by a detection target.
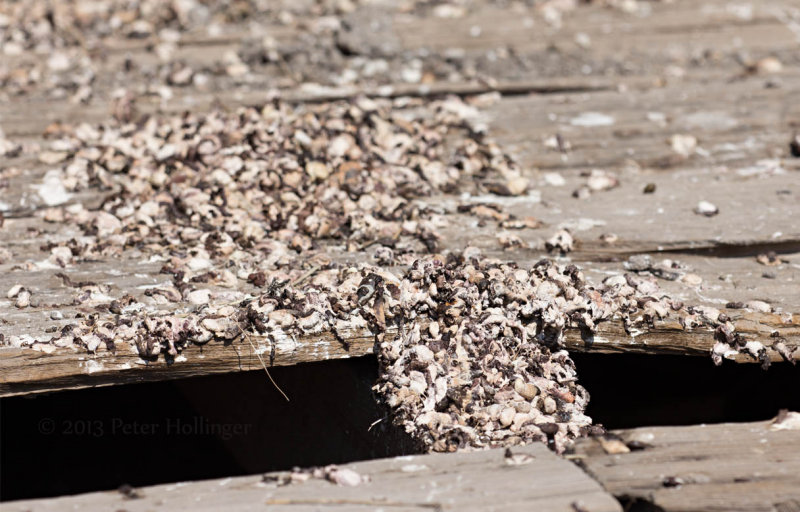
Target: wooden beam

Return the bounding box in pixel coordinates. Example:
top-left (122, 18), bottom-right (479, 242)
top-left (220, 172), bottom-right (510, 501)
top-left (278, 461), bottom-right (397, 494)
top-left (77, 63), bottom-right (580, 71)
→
top-left (0, 329), bottom-right (375, 397)
top-left (2, 310), bottom-right (796, 397)
top-left (565, 311), bottom-right (799, 363)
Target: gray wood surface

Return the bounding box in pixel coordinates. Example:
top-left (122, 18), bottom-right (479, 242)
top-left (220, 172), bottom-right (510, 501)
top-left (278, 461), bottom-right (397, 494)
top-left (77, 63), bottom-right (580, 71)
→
top-left (572, 417), bottom-right (800, 512)
top-left (0, 443), bottom-right (622, 512)
top-left (2, 307), bottom-right (797, 397)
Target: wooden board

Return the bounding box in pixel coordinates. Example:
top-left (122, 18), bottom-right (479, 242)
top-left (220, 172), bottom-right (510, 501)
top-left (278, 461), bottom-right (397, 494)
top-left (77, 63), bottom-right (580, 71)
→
top-left (571, 416), bottom-right (800, 512)
top-left (0, 443), bottom-right (622, 512)
top-left (2, 307), bottom-right (797, 397)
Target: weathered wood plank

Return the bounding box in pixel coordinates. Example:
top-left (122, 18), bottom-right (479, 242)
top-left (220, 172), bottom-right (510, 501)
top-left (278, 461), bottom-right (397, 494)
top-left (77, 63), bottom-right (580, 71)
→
top-left (0, 330), bottom-right (375, 397)
top-left (0, 443), bottom-right (622, 512)
top-left (487, 73), bottom-right (800, 171)
top-left (433, 167), bottom-right (800, 260)
top-left (564, 311), bottom-right (799, 361)
top-left (2, 185), bottom-right (798, 400)
top-left (0, 75), bottom-right (624, 139)
top-left (3, 0), bottom-right (799, 139)
top-left (6, 69), bottom-right (799, 253)
top-left (2, 308), bottom-right (797, 397)
top-left (396, 1), bottom-right (799, 59)
top-left (3, 0), bottom-right (793, 112)
top-left (581, 255), bottom-right (800, 317)
top-left (2, 106), bottom-right (799, 398)
top-left (2, 207), bottom-right (797, 398)
top-left (570, 416), bottom-right (800, 512)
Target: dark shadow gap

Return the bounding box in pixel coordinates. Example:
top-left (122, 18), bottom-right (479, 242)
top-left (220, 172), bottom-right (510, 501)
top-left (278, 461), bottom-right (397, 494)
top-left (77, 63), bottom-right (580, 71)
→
top-left (0, 355), bottom-right (419, 502)
top-left (572, 352), bottom-right (800, 430)
top-left (652, 241), bottom-right (800, 259)
top-left (3, 352), bottom-right (799, 502)
top-left (617, 495), bottom-right (668, 512)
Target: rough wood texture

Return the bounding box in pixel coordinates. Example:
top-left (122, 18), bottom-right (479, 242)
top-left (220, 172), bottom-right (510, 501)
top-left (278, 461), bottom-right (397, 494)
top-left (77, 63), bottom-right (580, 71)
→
top-left (564, 311), bottom-right (799, 361)
top-left (0, 77), bottom-right (622, 141)
top-left (0, 443), bottom-right (622, 512)
top-left (0, 330), bottom-right (374, 397)
top-left (3, 307), bottom-right (796, 397)
top-left (571, 417), bottom-right (800, 512)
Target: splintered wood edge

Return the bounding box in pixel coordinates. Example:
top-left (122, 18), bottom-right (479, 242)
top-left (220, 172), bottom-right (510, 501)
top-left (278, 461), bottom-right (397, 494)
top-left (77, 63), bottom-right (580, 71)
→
top-left (565, 311), bottom-right (799, 362)
top-left (1, 312), bottom-right (797, 397)
top-left (0, 329), bottom-right (377, 397)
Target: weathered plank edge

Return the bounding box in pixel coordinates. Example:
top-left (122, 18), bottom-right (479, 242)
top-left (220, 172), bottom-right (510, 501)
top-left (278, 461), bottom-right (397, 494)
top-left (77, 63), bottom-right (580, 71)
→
top-left (2, 312), bottom-right (796, 397)
top-left (570, 417), bottom-right (800, 512)
top-left (0, 329), bottom-right (376, 397)
top-left (1, 442), bottom-right (623, 512)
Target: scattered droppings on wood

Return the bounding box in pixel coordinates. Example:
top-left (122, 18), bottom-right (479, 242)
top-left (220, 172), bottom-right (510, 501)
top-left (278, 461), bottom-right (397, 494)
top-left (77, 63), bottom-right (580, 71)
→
top-left (570, 112), bottom-right (615, 128)
top-left (694, 201), bottom-right (719, 217)
top-left (662, 476), bottom-right (684, 488)
top-left (546, 229), bottom-right (575, 254)
top-left (1, 4), bottom-right (799, 491)
top-left (669, 134), bottom-right (697, 157)
top-left (262, 464), bottom-right (369, 487)
top-left (753, 57), bottom-right (783, 75)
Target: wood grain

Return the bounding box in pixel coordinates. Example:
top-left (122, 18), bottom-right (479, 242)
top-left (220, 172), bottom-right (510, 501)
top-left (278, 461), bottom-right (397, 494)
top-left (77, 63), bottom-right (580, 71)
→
top-left (2, 309), bottom-right (796, 397)
top-left (0, 329), bottom-right (375, 397)
top-left (571, 417), bottom-right (800, 512)
top-left (1, 442), bottom-right (622, 512)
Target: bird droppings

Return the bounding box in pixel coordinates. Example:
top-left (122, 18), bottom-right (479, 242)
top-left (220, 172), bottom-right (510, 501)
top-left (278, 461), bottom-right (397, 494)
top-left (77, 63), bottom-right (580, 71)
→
top-left (569, 112), bottom-right (615, 127)
top-left (401, 463), bottom-right (430, 472)
top-left (15, 95), bottom-right (532, 269)
top-left (82, 359), bottom-right (105, 374)
top-left (694, 200), bottom-right (719, 217)
top-left (545, 229), bottom-right (575, 254)
top-left (6, 284), bottom-right (24, 299)
top-left (33, 169), bottom-right (73, 207)
top-left (14, 288), bottom-right (32, 308)
top-left (263, 465), bottom-right (370, 487)
top-left (370, 257), bottom-right (597, 453)
top-left (572, 169), bottom-right (619, 199)
top-left (669, 134), bottom-right (698, 157)
top-left (504, 448), bottom-right (535, 466)
top-left (0, 95), bottom-right (589, 451)
top-left (8, 241), bottom-right (776, 453)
